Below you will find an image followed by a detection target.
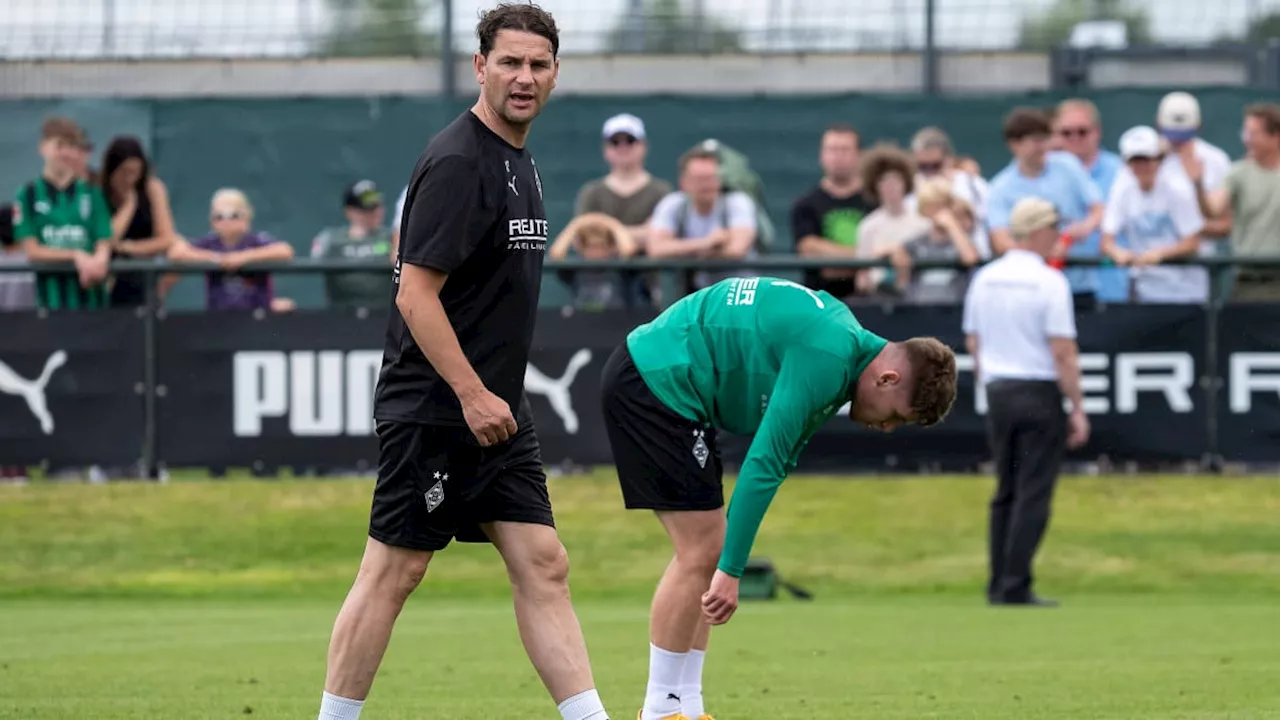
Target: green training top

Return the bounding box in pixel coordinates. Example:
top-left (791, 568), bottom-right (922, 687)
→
top-left (310, 226), bottom-right (394, 309)
top-left (626, 276), bottom-right (888, 577)
top-left (13, 178), bottom-right (113, 310)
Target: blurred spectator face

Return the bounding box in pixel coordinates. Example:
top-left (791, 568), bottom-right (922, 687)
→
top-left (914, 146), bottom-right (947, 178)
top-left (1010, 131), bottom-right (1050, 166)
top-left (577, 227), bottom-right (616, 261)
top-left (820, 129), bottom-right (860, 184)
top-left (1056, 105), bottom-right (1100, 162)
top-left (345, 204), bottom-right (385, 231)
top-left (109, 158), bottom-right (145, 195)
top-left (604, 132), bottom-right (645, 172)
top-left (680, 155), bottom-right (722, 207)
top-left (1242, 111), bottom-right (1280, 158)
top-left (210, 192), bottom-right (252, 242)
top-left (1127, 155), bottom-right (1160, 187)
top-left (39, 135), bottom-right (79, 175)
top-left (876, 170), bottom-right (907, 207)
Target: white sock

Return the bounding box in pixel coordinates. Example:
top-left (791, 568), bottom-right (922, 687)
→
top-left (318, 691), bottom-right (364, 720)
top-left (680, 649), bottom-right (706, 718)
top-left (557, 688), bottom-right (610, 720)
top-left (641, 644), bottom-right (688, 720)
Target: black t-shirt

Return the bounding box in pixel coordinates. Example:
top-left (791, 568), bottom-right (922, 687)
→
top-left (790, 186), bottom-right (877, 297)
top-left (374, 111), bottom-right (548, 425)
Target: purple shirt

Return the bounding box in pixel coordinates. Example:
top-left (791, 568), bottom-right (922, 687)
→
top-left (192, 231), bottom-right (278, 311)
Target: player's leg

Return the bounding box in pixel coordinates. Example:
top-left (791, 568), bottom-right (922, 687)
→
top-left (1000, 384), bottom-right (1067, 603)
top-left (651, 510), bottom-right (724, 720)
top-left (471, 414), bottom-right (612, 720)
top-left (984, 381), bottom-right (1019, 602)
top-left (317, 422), bottom-right (471, 720)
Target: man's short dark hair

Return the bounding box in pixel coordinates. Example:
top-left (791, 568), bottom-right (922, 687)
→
top-left (477, 2), bottom-right (559, 58)
top-left (902, 337), bottom-right (958, 428)
top-left (860, 143), bottom-right (916, 202)
top-left (1003, 108), bottom-right (1053, 141)
top-left (1246, 103), bottom-right (1280, 136)
top-left (824, 123), bottom-right (859, 140)
top-left (41, 116), bottom-right (81, 144)
top-left (678, 148), bottom-right (719, 175)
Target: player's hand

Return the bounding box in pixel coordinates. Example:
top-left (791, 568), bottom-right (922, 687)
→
top-left (1067, 409), bottom-right (1090, 450)
top-left (702, 570), bottom-right (740, 626)
top-left (460, 387), bottom-right (517, 447)
top-left (1179, 147), bottom-right (1204, 185)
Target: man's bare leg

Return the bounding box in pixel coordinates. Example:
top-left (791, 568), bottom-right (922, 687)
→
top-left (643, 509), bottom-right (724, 720)
top-left (318, 537), bottom-right (433, 719)
top-left (486, 521), bottom-right (612, 720)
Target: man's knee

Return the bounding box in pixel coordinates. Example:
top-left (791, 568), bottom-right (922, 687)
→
top-left (662, 511), bottom-right (724, 577)
top-left (356, 538), bottom-right (433, 602)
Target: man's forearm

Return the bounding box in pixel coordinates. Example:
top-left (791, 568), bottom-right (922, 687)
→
top-left (397, 284), bottom-right (485, 401)
top-left (1055, 354), bottom-right (1084, 413)
top-left (23, 242), bottom-right (82, 262)
top-left (719, 464), bottom-right (784, 578)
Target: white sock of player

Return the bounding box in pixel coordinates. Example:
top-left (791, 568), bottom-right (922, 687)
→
top-left (318, 691), bottom-right (363, 720)
top-left (679, 648), bottom-right (707, 718)
top-left (557, 688), bottom-right (610, 720)
top-left (641, 643), bottom-right (688, 720)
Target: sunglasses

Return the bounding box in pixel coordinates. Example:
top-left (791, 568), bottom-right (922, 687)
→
top-left (1126, 155), bottom-right (1158, 163)
top-left (1057, 126), bottom-right (1092, 139)
top-left (917, 161), bottom-right (944, 174)
top-left (607, 134), bottom-right (638, 147)
top-left (211, 211), bottom-right (244, 222)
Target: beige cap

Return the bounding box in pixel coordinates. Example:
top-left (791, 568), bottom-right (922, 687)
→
top-left (1010, 197), bottom-right (1059, 238)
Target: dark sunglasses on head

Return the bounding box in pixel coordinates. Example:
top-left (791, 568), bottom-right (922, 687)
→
top-left (607, 134), bottom-right (638, 147)
top-left (1058, 126), bottom-right (1092, 139)
top-left (211, 211), bottom-right (243, 222)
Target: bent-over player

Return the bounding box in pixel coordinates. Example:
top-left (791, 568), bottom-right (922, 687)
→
top-left (600, 276), bottom-right (958, 720)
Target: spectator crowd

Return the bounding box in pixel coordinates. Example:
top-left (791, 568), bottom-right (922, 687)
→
top-left (4, 91), bottom-right (1280, 318)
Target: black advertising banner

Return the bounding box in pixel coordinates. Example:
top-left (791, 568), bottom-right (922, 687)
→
top-left (0, 310), bottom-right (145, 465)
top-left (153, 304), bottom-right (1238, 471)
top-left (1216, 304), bottom-right (1280, 462)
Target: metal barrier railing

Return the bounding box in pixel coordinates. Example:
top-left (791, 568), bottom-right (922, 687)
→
top-left (1, 254), bottom-right (1279, 473)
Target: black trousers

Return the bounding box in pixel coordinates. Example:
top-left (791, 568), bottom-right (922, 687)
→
top-left (985, 379), bottom-right (1066, 602)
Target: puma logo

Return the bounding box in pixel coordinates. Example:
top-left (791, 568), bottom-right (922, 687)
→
top-left (524, 349), bottom-right (592, 434)
top-left (0, 351), bottom-right (67, 435)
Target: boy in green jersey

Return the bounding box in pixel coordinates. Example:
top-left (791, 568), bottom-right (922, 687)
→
top-left (12, 117), bottom-right (113, 310)
top-left (601, 276), bottom-right (958, 720)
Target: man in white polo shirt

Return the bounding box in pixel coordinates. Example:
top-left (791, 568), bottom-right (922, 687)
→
top-left (962, 197), bottom-right (1090, 608)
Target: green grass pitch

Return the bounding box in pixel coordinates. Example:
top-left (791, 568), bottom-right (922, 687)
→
top-left (1, 472), bottom-right (1278, 718)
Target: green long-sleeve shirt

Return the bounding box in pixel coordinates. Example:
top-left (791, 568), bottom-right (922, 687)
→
top-left (626, 276), bottom-right (888, 577)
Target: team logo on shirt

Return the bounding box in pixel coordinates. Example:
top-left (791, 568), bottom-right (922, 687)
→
top-left (505, 160), bottom-right (518, 196)
top-left (692, 429), bottom-right (710, 469)
top-left (425, 470), bottom-right (448, 513)
top-left (507, 218), bottom-right (548, 253)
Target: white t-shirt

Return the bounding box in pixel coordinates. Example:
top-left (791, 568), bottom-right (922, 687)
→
top-left (650, 190), bottom-right (758, 289)
top-left (963, 249), bottom-right (1076, 384)
top-left (1102, 172), bottom-right (1206, 304)
top-left (1159, 137), bottom-right (1231, 253)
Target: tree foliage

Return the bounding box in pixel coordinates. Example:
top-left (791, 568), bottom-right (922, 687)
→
top-left (321, 0), bottom-right (439, 58)
top-left (1018, 0), bottom-right (1152, 51)
top-left (606, 0), bottom-right (744, 54)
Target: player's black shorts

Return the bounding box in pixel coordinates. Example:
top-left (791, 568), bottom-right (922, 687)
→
top-left (369, 411), bottom-right (554, 552)
top-left (600, 342), bottom-right (724, 512)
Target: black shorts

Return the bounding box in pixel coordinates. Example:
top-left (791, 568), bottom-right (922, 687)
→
top-left (600, 342), bottom-right (724, 512)
top-left (369, 412), bottom-right (554, 552)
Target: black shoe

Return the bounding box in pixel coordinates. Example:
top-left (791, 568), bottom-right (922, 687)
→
top-left (990, 594), bottom-right (1059, 607)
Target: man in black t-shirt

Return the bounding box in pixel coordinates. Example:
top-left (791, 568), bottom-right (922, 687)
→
top-left (791, 123), bottom-right (879, 297)
top-left (316, 7), bottom-right (613, 720)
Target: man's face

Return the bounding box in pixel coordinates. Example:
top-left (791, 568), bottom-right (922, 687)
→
top-left (850, 371), bottom-right (915, 432)
top-left (1056, 108), bottom-right (1100, 162)
top-left (347, 205), bottom-right (385, 230)
top-left (914, 147), bottom-right (946, 178)
top-left (578, 229), bottom-right (615, 260)
top-left (819, 131), bottom-right (859, 182)
top-left (39, 137), bottom-right (79, 174)
top-left (1242, 115), bottom-right (1280, 157)
top-left (1010, 132), bottom-right (1050, 165)
top-left (681, 157), bottom-right (722, 205)
top-left (604, 132), bottom-right (645, 171)
top-left (475, 30), bottom-right (558, 128)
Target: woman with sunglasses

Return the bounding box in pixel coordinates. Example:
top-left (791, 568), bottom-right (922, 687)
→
top-left (168, 188), bottom-right (295, 311)
top-left (909, 126), bottom-right (992, 258)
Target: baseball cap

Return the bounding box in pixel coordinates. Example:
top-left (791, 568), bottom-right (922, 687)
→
top-left (1119, 125), bottom-right (1162, 160)
top-left (1157, 92), bottom-right (1201, 143)
top-left (602, 113), bottom-right (645, 141)
top-left (1009, 197), bottom-right (1059, 238)
top-left (343, 180), bottom-right (383, 210)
